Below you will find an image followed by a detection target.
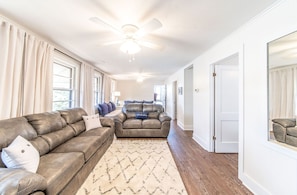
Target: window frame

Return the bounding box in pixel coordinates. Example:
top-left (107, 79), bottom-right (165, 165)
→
top-left (93, 71), bottom-right (103, 104)
top-left (52, 52), bottom-right (80, 110)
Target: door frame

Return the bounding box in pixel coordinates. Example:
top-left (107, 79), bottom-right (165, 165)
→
top-left (209, 53), bottom-right (239, 152)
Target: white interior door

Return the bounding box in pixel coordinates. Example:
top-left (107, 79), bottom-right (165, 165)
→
top-left (215, 65), bottom-right (239, 153)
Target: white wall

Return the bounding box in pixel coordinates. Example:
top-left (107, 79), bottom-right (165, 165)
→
top-left (184, 66), bottom-right (193, 130)
top-left (116, 79), bottom-right (163, 104)
top-left (166, 69), bottom-right (185, 128)
top-left (166, 0), bottom-right (297, 194)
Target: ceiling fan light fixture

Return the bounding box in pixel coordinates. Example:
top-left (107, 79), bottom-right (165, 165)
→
top-left (120, 39), bottom-right (141, 54)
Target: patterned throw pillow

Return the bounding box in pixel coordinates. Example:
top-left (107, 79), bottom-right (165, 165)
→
top-left (135, 112), bottom-right (148, 120)
top-left (1, 136), bottom-right (40, 173)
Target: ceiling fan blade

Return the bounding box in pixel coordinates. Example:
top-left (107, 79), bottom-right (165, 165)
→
top-left (100, 39), bottom-right (124, 46)
top-left (138, 40), bottom-right (163, 50)
top-left (136, 18), bottom-right (162, 37)
top-left (89, 17), bottom-right (124, 37)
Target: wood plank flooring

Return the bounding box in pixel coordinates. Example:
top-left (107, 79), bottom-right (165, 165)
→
top-left (167, 120), bottom-right (253, 195)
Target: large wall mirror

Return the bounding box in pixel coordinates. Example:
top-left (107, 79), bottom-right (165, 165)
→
top-left (268, 31), bottom-right (297, 148)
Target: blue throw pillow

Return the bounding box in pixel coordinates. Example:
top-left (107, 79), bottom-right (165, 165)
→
top-left (97, 105), bottom-right (103, 115)
top-left (107, 102), bottom-right (112, 113)
top-left (110, 101), bottom-right (116, 111)
top-left (99, 103), bottom-right (108, 116)
top-left (135, 112), bottom-right (148, 120)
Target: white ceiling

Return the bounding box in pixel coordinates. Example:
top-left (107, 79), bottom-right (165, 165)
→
top-left (0, 0), bottom-right (277, 81)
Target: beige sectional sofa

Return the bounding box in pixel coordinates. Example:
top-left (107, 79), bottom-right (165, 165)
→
top-left (0, 108), bottom-right (114, 195)
top-left (114, 102), bottom-right (171, 137)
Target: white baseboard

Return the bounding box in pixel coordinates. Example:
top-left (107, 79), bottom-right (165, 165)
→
top-left (240, 172), bottom-right (270, 195)
top-left (177, 121), bottom-right (184, 129)
top-left (183, 124), bottom-right (193, 131)
top-left (192, 134), bottom-right (210, 151)
top-left (177, 121), bottom-right (193, 131)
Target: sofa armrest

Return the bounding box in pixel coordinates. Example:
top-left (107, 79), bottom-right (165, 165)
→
top-left (99, 117), bottom-right (114, 128)
top-left (272, 118), bottom-right (296, 128)
top-left (114, 113), bottom-right (127, 123)
top-left (0, 168), bottom-right (47, 195)
top-left (159, 112), bottom-right (171, 123)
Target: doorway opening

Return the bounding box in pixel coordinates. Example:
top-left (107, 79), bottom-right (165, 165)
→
top-left (210, 54), bottom-right (239, 153)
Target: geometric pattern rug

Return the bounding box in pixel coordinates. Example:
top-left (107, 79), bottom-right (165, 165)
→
top-left (76, 139), bottom-right (188, 195)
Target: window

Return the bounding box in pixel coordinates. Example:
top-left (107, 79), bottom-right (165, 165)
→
top-left (93, 71), bottom-right (102, 104)
top-left (52, 52), bottom-right (80, 110)
top-left (111, 79), bottom-right (116, 102)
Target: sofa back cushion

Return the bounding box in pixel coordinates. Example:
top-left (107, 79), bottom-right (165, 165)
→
top-left (25, 111), bottom-right (67, 135)
top-left (0, 117), bottom-right (37, 150)
top-left (125, 112), bottom-right (136, 119)
top-left (25, 111), bottom-right (75, 153)
top-left (59, 108), bottom-right (88, 135)
top-left (59, 108), bottom-right (87, 124)
top-left (143, 103), bottom-right (164, 112)
top-left (148, 112), bottom-right (160, 119)
top-left (0, 117), bottom-right (38, 168)
top-left (39, 126), bottom-right (76, 150)
top-left (123, 103), bottom-right (143, 112)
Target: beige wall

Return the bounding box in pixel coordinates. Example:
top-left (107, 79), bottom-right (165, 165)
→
top-left (116, 79), bottom-right (163, 105)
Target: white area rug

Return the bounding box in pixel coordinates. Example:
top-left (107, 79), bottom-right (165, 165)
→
top-left (76, 139), bottom-right (188, 195)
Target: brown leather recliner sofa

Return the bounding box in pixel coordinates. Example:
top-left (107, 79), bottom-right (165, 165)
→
top-left (114, 102), bottom-right (171, 137)
top-left (0, 108), bottom-right (114, 195)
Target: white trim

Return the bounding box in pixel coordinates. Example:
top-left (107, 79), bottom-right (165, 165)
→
top-left (177, 120), bottom-right (184, 129)
top-left (183, 124), bottom-right (193, 131)
top-left (192, 134), bottom-right (211, 152)
top-left (238, 44), bottom-right (245, 181)
top-left (209, 53), bottom-right (240, 153)
top-left (264, 140), bottom-right (297, 160)
top-left (241, 173), bottom-right (271, 195)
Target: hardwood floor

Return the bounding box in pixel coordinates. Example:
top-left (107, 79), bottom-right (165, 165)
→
top-left (167, 120), bottom-right (253, 195)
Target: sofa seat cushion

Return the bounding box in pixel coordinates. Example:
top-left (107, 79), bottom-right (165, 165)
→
top-left (142, 119), bottom-right (161, 129)
top-left (79, 127), bottom-right (114, 142)
top-left (123, 119), bottom-right (142, 129)
top-left (37, 152), bottom-right (84, 195)
top-left (287, 127), bottom-right (297, 137)
top-left (52, 136), bottom-right (101, 161)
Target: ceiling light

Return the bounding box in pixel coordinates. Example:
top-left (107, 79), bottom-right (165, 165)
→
top-left (137, 77), bottom-right (144, 82)
top-left (120, 39), bottom-right (141, 55)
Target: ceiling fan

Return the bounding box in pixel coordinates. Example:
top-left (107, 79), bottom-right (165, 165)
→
top-left (90, 17), bottom-right (163, 54)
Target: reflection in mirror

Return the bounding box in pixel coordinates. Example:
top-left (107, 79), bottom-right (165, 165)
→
top-left (268, 31), bottom-right (297, 147)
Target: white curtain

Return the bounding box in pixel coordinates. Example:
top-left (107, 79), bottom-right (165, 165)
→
top-left (23, 34), bottom-right (54, 115)
top-left (102, 75), bottom-right (112, 102)
top-left (0, 19), bottom-right (25, 119)
top-left (80, 63), bottom-right (94, 115)
top-left (269, 65), bottom-right (297, 120)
